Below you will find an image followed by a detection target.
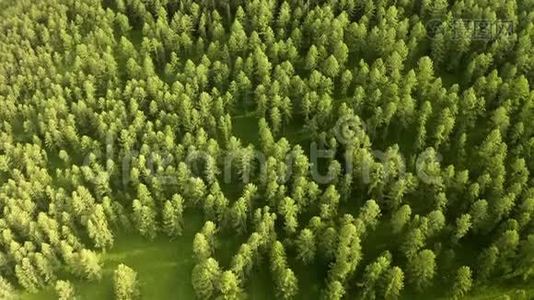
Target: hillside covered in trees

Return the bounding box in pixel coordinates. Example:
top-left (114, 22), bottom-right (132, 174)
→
top-left (1, 0), bottom-right (534, 299)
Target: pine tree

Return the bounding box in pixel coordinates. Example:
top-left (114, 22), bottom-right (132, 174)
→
top-left (218, 270), bottom-right (242, 300)
top-left (192, 258), bottom-right (221, 299)
top-left (278, 197), bottom-right (298, 235)
top-left (391, 205), bottom-right (412, 234)
top-left (230, 197), bottom-right (248, 234)
top-left (277, 268), bottom-right (298, 299)
top-left (228, 20), bottom-right (247, 53)
top-left (305, 45), bottom-right (319, 70)
top-left (329, 223), bottom-right (362, 282)
top-left (76, 249), bottom-right (102, 281)
top-left (132, 199), bottom-right (157, 240)
top-left (360, 253), bottom-right (391, 299)
top-left (296, 228), bottom-right (315, 264)
top-left (193, 233), bottom-right (212, 262)
top-left (401, 228), bottom-right (425, 258)
top-left (114, 264), bottom-right (140, 300)
top-left (382, 266), bottom-right (404, 300)
top-left (0, 276), bottom-right (15, 300)
top-left (453, 214), bottom-right (472, 243)
top-left (87, 204), bottom-right (114, 249)
top-left (324, 280), bottom-right (345, 300)
top-left (162, 200), bottom-right (177, 237)
top-left (15, 258), bottom-right (42, 293)
top-left (322, 55), bottom-right (340, 78)
top-left (408, 249), bottom-right (436, 291)
top-left (452, 266), bottom-right (472, 299)
top-left (55, 280), bottom-right (76, 300)
top-left (358, 199), bottom-right (381, 230)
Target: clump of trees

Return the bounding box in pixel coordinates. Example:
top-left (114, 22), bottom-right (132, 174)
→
top-left (0, 0), bottom-right (533, 299)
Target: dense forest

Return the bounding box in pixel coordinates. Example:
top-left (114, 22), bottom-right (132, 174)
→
top-left (0, 0), bottom-right (534, 299)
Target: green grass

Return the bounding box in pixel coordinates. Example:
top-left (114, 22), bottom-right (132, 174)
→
top-left (19, 209), bottom-right (534, 300)
top-left (18, 210), bottom-right (275, 300)
top-left (232, 112), bottom-right (260, 147)
top-left (467, 284), bottom-right (534, 300)
top-left (20, 212), bottom-right (207, 300)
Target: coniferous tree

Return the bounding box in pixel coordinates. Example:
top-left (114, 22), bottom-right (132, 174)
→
top-left (114, 264), bottom-right (140, 300)
top-left (452, 266), bottom-right (472, 299)
top-left (218, 270), bottom-right (242, 300)
top-left (296, 228), bottom-right (315, 264)
top-left (192, 257), bottom-right (221, 299)
top-left (382, 266), bottom-right (404, 300)
top-left (55, 280), bottom-right (76, 300)
top-left (0, 276), bottom-right (16, 300)
top-left (408, 249), bottom-right (436, 291)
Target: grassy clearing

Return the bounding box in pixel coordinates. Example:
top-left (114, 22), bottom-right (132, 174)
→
top-left (20, 212), bottom-right (205, 300)
top-left (18, 211), bottom-right (294, 300)
top-left (19, 210), bottom-right (532, 300)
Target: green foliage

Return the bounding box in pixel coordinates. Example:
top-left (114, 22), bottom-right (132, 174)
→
top-left (360, 252), bottom-right (391, 299)
top-left (55, 280), bottom-right (76, 300)
top-left (114, 264), bottom-right (140, 300)
top-left (452, 266), bottom-right (473, 299)
top-left (192, 258), bottom-right (220, 299)
top-left (391, 205), bottom-right (411, 234)
top-left (76, 250), bottom-right (103, 282)
top-left (382, 266), bottom-right (404, 300)
top-left (408, 249), bottom-right (436, 291)
top-left (162, 194), bottom-right (184, 237)
top-left (453, 214), bottom-right (472, 243)
top-left (0, 276), bottom-right (16, 299)
top-left (2, 0), bottom-right (534, 299)
top-left (296, 228), bottom-right (315, 264)
top-left (218, 270), bottom-right (242, 300)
